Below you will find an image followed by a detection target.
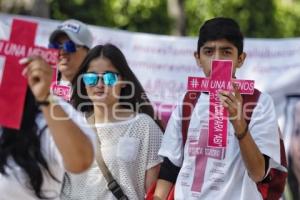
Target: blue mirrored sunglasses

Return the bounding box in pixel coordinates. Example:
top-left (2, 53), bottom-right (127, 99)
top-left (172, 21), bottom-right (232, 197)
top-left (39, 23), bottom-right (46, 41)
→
top-left (48, 40), bottom-right (77, 53)
top-left (82, 72), bottom-right (119, 87)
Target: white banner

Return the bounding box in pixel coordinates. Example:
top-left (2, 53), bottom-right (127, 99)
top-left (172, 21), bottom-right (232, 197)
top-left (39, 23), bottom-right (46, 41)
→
top-left (1, 13), bottom-right (299, 147)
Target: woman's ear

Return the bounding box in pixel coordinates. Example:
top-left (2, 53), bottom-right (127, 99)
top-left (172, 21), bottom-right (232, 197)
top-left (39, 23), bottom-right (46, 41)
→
top-left (118, 76), bottom-right (127, 88)
top-left (237, 52), bottom-right (247, 68)
top-left (194, 51), bottom-right (201, 67)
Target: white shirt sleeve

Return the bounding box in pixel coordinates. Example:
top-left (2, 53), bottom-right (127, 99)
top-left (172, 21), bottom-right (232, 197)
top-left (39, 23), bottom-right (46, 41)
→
top-left (55, 97), bottom-right (97, 154)
top-left (248, 92), bottom-right (281, 165)
top-left (41, 97), bottom-right (96, 171)
top-left (158, 95), bottom-right (185, 167)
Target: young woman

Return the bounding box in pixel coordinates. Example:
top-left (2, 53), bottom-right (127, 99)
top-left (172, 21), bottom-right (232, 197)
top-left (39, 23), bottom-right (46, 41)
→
top-left (61, 44), bottom-right (163, 199)
top-left (0, 57), bottom-right (96, 200)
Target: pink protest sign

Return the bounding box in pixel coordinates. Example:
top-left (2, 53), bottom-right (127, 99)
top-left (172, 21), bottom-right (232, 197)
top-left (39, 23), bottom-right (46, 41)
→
top-left (51, 84), bottom-right (72, 101)
top-left (0, 19), bottom-right (58, 129)
top-left (50, 62), bottom-right (72, 101)
top-left (187, 60), bottom-right (254, 148)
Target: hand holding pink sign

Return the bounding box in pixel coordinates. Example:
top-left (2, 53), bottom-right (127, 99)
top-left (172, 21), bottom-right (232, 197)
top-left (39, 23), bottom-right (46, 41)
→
top-left (187, 60), bottom-right (255, 148)
top-left (0, 19), bottom-right (58, 129)
top-left (20, 57), bottom-right (54, 102)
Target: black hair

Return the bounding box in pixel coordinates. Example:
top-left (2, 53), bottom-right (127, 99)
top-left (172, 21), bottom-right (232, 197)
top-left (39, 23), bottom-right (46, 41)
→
top-left (197, 17), bottom-right (244, 55)
top-left (0, 88), bottom-right (59, 199)
top-left (71, 43), bottom-right (164, 130)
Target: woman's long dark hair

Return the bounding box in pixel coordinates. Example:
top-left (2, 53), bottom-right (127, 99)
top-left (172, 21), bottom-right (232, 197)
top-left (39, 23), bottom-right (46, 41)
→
top-left (0, 88), bottom-right (58, 199)
top-left (71, 43), bottom-right (164, 130)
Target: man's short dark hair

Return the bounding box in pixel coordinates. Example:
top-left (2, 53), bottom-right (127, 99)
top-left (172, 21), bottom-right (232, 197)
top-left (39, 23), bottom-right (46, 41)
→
top-left (197, 17), bottom-right (244, 55)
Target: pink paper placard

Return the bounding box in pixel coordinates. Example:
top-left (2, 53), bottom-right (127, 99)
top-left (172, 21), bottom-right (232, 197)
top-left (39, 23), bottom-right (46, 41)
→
top-left (187, 60), bottom-right (255, 148)
top-left (51, 84), bottom-right (72, 101)
top-left (0, 19), bottom-right (58, 129)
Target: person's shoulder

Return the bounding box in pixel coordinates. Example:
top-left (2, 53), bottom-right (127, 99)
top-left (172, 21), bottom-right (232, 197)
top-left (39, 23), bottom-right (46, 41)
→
top-left (134, 113), bottom-right (161, 128)
top-left (136, 113), bottom-right (155, 123)
top-left (256, 90), bottom-right (273, 104)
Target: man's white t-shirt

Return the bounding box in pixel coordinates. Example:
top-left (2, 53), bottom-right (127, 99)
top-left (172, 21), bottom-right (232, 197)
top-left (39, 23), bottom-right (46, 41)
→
top-left (0, 98), bottom-right (96, 200)
top-left (158, 92), bottom-right (281, 200)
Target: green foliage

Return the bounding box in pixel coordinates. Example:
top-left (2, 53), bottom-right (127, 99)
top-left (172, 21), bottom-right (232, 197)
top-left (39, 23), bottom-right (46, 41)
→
top-left (184, 0), bottom-right (300, 38)
top-left (274, 0), bottom-right (300, 37)
top-left (184, 0), bottom-right (280, 37)
top-left (49, 0), bottom-right (172, 35)
top-left (2, 0), bottom-right (300, 37)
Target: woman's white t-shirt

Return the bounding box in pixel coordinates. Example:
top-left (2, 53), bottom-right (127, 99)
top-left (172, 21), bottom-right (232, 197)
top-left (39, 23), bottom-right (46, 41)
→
top-left (158, 92), bottom-right (282, 200)
top-left (0, 98), bottom-right (96, 200)
top-left (61, 113), bottom-right (163, 200)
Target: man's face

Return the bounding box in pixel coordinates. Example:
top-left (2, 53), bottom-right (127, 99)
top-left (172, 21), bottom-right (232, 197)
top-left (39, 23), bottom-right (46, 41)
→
top-left (194, 39), bottom-right (246, 77)
top-left (55, 34), bottom-right (88, 82)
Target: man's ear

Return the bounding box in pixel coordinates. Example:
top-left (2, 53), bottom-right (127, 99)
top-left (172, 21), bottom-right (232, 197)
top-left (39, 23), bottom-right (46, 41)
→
top-left (194, 51), bottom-right (201, 67)
top-left (237, 52), bottom-right (247, 68)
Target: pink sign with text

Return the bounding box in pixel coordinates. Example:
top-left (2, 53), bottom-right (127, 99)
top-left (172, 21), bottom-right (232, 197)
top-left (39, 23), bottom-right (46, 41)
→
top-left (51, 84), bottom-right (72, 101)
top-left (187, 60), bottom-right (254, 148)
top-left (0, 19), bottom-right (58, 129)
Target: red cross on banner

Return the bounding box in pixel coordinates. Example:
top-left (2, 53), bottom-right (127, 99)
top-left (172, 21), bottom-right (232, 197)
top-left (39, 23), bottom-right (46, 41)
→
top-left (0, 19), bottom-right (58, 129)
top-left (187, 60), bottom-right (255, 148)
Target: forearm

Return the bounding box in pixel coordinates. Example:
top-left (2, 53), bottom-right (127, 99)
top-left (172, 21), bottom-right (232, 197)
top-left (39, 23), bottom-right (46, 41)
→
top-left (21, 57), bottom-right (93, 173)
top-left (153, 158), bottom-right (179, 199)
top-left (41, 102), bottom-right (94, 173)
top-left (145, 164), bottom-right (160, 191)
top-left (219, 87), bottom-right (266, 182)
top-left (234, 120), bottom-right (265, 182)
top-left (153, 179), bottom-right (173, 200)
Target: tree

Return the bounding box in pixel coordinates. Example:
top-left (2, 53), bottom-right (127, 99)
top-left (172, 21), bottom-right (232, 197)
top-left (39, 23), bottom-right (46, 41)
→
top-left (0, 0), bottom-right (49, 18)
top-left (274, 0), bottom-right (300, 37)
top-left (49, 0), bottom-right (172, 35)
top-left (184, 0), bottom-right (280, 37)
top-left (168, 0), bottom-right (186, 35)
top-left (2, 0), bottom-right (300, 38)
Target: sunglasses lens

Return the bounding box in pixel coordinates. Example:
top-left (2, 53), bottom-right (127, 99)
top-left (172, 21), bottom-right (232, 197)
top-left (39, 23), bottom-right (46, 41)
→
top-left (103, 72), bottom-right (118, 86)
top-left (64, 40), bottom-right (77, 53)
top-left (83, 73), bottom-right (99, 86)
top-left (48, 42), bottom-right (59, 49)
top-left (48, 41), bottom-right (77, 53)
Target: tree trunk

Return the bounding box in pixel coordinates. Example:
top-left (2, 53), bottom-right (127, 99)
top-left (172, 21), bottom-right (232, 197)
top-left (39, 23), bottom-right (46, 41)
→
top-left (167, 0), bottom-right (186, 36)
top-left (31, 0), bottom-right (50, 18)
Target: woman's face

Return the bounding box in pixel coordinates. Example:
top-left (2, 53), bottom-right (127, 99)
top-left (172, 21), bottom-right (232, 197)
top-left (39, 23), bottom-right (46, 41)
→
top-left (83, 57), bottom-right (124, 108)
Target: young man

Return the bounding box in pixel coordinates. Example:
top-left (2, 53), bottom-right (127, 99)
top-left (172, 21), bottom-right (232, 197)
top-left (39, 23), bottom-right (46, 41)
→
top-left (154, 17), bottom-right (281, 200)
top-left (49, 19), bottom-right (93, 84)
